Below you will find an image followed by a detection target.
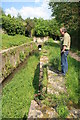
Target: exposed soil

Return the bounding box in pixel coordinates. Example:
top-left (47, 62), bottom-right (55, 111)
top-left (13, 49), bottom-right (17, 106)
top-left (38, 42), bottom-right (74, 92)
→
top-left (69, 51), bottom-right (80, 62)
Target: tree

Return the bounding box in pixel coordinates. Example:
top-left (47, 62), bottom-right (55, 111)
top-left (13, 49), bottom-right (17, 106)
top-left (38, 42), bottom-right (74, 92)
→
top-left (2, 14), bottom-right (25, 35)
top-left (33, 18), bottom-right (60, 38)
top-left (25, 18), bottom-right (35, 37)
top-left (49, 2), bottom-right (80, 48)
top-left (17, 13), bottom-right (23, 21)
top-left (48, 18), bottom-right (60, 37)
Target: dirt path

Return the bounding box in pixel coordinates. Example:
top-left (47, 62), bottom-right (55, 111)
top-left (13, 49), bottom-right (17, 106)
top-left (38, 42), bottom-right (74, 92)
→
top-left (69, 51), bottom-right (80, 62)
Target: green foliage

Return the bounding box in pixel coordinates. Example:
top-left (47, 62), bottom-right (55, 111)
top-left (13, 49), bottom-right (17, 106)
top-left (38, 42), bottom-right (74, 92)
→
top-left (25, 18), bottom-right (35, 37)
top-left (50, 57), bottom-right (60, 70)
top-left (34, 18), bottom-right (49, 37)
top-left (2, 52), bottom-right (7, 57)
top-left (9, 49), bottom-right (16, 55)
top-left (48, 19), bottom-right (60, 36)
top-left (57, 104), bottom-right (69, 118)
top-left (5, 61), bottom-right (13, 75)
top-left (5, 61), bottom-right (12, 71)
top-left (1, 34), bottom-right (32, 50)
top-left (49, 2), bottom-right (79, 48)
top-left (15, 19), bottom-right (25, 35)
top-left (49, 2), bottom-right (79, 31)
top-left (33, 18), bottom-right (60, 37)
top-left (42, 67), bottom-right (47, 87)
top-left (1, 9), bottom-right (60, 38)
top-left (41, 38), bottom-right (79, 105)
top-left (19, 52), bottom-right (25, 62)
top-left (2, 15), bottom-right (25, 35)
top-left (66, 56), bottom-right (79, 104)
top-left (2, 54), bottom-right (39, 118)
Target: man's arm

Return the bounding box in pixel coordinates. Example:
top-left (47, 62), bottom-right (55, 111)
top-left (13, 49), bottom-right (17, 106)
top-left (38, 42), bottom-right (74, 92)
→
top-left (61, 45), bottom-right (66, 53)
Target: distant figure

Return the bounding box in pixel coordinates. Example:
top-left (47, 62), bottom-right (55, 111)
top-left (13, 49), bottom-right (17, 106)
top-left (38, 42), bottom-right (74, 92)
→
top-left (60, 27), bottom-right (71, 76)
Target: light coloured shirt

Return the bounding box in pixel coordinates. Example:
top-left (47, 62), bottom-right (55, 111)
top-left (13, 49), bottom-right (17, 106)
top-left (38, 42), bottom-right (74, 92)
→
top-left (63, 33), bottom-right (71, 50)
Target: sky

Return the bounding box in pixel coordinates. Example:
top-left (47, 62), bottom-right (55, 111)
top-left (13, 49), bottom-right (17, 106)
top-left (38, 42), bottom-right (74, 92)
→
top-left (1, 0), bottom-right (52, 20)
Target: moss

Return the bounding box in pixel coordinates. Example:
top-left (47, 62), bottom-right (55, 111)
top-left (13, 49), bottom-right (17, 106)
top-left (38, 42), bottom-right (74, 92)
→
top-left (16, 60), bottom-right (20, 67)
top-left (9, 49), bottom-right (16, 56)
top-left (2, 52), bottom-right (7, 57)
top-left (24, 47), bottom-right (30, 56)
top-left (5, 61), bottom-right (13, 75)
top-left (19, 52), bottom-right (25, 62)
top-left (2, 68), bottom-right (8, 78)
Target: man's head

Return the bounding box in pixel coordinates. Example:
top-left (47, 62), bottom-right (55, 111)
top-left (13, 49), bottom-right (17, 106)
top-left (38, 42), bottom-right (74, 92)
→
top-left (60, 27), bottom-right (67, 36)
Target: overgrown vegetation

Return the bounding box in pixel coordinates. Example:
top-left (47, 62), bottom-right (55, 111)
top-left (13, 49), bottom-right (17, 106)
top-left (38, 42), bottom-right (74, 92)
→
top-left (40, 38), bottom-right (79, 118)
top-left (2, 53), bottom-right (40, 118)
top-left (1, 34), bottom-right (32, 50)
top-left (57, 104), bottom-right (69, 118)
top-left (2, 14), bottom-right (25, 36)
top-left (1, 8), bottom-right (61, 38)
top-left (33, 18), bottom-right (60, 37)
top-left (19, 52), bottom-right (25, 62)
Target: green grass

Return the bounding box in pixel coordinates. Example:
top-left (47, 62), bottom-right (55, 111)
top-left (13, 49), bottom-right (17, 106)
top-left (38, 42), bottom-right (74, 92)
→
top-left (42, 67), bottom-right (47, 87)
top-left (41, 38), bottom-right (61, 71)
top-left (66, 56), bottom-right (80, 104)
top-left (1, 34), bottom-right (33, 50)
top-left (2, 53), bottom-right (40, 118)
top-left (41, 38), bottom-right (79, 105)
top-left (57, 104), bottom-right (69, 118)
top-left (40, 38), bottom-right (79, 118)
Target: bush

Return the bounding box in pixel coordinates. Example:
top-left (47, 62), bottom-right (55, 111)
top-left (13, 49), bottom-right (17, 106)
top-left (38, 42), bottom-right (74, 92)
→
top-left (2, 15), bottom-right (25, 35)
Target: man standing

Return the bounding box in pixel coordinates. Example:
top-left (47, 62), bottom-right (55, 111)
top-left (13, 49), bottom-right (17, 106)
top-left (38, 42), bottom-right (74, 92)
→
top-left (60, 28), bottom-right (71, 76)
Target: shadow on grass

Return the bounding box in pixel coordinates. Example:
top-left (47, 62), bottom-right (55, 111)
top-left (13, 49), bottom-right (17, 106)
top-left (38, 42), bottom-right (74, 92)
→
top-left (23, 113), bottom-right (27, 120)
top-left (33, 63), bottom-right (40, 94)
top-left (49, 56), bottom-right (61, 74)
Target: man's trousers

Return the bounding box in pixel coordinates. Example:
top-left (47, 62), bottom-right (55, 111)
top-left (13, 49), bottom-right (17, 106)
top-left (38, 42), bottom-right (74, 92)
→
top-left (61, 51), bottom-right (69, 75)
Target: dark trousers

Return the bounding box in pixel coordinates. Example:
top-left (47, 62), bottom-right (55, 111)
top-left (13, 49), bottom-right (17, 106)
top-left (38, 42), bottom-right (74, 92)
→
top-left (61, 51), bottom-right (69, 75)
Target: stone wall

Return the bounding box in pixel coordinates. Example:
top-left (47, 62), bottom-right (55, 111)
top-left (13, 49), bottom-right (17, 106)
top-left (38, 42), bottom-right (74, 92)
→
top-left (33, 36), bottom-right (49, 43)
top-left (0, 42), bottom-right (37, 83)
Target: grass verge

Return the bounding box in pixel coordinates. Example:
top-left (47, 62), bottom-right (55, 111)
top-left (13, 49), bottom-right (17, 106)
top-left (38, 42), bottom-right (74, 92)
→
top-left (1, 34), bottom-right (33, 50)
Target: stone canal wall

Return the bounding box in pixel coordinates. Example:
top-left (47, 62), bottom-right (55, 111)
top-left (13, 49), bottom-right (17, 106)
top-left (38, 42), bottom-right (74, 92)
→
top-left (33, 36), bottom-right (49, 43)
top-left (0, 42), bottom-right (37, 83)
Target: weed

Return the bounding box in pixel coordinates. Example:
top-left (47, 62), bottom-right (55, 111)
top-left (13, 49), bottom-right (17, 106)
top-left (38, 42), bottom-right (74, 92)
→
top-left (57, 104), bottom-right (69, 118)
top-left (19, 52), bottom-right (25, 62)
top-left (9, 49), bottom-right (16, 56)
